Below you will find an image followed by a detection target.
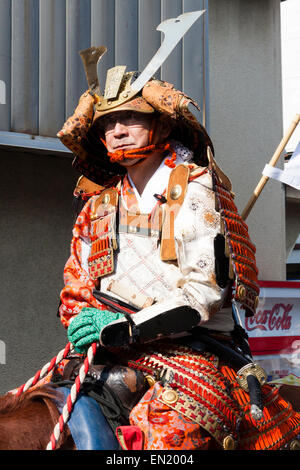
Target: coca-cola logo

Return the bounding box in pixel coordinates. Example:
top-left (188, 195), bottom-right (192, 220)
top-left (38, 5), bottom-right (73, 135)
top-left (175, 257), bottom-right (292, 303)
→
top-left (245, 303), bottom-right (293, 332)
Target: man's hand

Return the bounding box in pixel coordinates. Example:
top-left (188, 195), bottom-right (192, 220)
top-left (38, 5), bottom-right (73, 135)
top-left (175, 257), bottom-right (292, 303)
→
top-left (67, 308), bottom-right (124, 353)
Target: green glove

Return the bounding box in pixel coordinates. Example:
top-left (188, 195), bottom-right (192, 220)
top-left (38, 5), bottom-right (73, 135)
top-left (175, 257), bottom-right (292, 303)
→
top-left (67, 307), bottom-right (124, 353)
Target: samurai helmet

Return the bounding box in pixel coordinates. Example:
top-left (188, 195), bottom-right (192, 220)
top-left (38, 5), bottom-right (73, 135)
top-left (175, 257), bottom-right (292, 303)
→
top-left (58, 11), bottom-right (213, 186)
top-left (94, 68), bottom-right (155, 118)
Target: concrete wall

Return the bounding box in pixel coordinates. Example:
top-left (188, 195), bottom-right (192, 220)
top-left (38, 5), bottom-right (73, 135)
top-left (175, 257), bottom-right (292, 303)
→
top-left (0, 149), bottom-right (78, 393)
top-left (208, 0), bottom-right (286, 280)
top-left (0, 0), bottom-right (286, 394)
top-left (0, 0), bottom-right (208, 137)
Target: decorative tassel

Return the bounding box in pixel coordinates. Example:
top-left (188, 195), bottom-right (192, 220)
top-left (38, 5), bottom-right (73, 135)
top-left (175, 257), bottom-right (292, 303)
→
top-left (164, 145), bottom-right (177, 168)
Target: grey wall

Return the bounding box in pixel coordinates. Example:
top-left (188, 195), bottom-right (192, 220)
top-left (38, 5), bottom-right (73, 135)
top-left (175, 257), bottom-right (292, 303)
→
top-left (0, 0), bottom-right (209, 393)
top-left (0, 0), bottom-right (287, 394)
top-left (0, 0), bottom-right (209, 137)
top-left (0, 149), bottom-right (78, 393)
top-left (208, 0), bottom-right (286, 280)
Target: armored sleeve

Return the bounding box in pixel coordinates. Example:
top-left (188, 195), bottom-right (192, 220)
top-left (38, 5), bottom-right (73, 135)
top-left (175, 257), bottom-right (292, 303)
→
top-left (59, 196), bottom-right (108, 328)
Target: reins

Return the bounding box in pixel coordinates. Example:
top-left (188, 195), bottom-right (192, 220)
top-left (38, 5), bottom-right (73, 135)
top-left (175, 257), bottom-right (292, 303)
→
top-left (15, 341), bottom-right (99, 450)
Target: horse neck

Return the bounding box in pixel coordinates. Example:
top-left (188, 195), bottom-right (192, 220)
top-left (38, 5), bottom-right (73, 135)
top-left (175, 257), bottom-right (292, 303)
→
top-left (0, 387), bottom-right (73, 450)
top-left (0, 398), bottom-right (53, 449)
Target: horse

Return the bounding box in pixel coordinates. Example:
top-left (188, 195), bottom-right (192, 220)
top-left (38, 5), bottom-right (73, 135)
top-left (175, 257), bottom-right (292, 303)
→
top-left (0, 358), bottom-right (148, 451)
top-left (0, 385), bottom-right (75, 450)
top-left (1, 380), bottom-right (299, 451)
top-left (0, 351), bottom-right (299, 451)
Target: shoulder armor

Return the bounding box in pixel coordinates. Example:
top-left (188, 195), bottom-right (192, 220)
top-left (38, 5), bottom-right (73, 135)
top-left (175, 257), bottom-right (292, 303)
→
top-left (88, 186), bottom-right (120, 280)
top-left (74, 176), bottom-right (104, 198)
top-left (207, 146), bottom-right (233, 193)
top-left (207, 147), bottom-right (260, 316)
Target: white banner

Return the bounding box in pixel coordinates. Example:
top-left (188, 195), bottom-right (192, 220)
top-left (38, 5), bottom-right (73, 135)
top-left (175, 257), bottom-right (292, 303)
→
top-left (262, 140), bottom-right (300, 190)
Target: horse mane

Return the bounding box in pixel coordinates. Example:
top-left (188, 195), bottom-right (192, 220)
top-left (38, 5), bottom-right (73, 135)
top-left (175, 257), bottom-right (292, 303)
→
top-left (0, 385), bottom-right (73, 450)
top-left (0, 385), bottom-right (63, 415)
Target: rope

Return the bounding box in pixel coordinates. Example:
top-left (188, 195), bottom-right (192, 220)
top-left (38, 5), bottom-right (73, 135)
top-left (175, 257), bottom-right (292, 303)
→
top-left (46, 342), bottom-right (98, 450)
top-left (16, 342), bottom-right (72, 396)
top-left (14, 340), bottom-right (99, 450)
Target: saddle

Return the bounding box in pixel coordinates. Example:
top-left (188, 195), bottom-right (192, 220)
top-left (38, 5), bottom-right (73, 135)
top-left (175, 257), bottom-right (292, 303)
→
top-left (52, 355), bottom-right (148, 450)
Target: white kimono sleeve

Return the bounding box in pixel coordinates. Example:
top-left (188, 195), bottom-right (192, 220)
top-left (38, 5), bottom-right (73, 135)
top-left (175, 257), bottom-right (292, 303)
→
top-left (174, 172), bottom-right (230, 326)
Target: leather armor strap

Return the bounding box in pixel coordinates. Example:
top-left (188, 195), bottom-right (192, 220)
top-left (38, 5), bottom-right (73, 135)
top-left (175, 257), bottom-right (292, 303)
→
top-left (74, 175), bottom-right (104, 197)
top-left (160, 164), bottom-right (190, 261)
top-left (93, 187), bottom-right (119, 217)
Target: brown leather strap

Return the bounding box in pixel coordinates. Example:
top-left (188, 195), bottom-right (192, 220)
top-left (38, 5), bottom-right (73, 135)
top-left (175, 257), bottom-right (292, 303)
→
top-left (93, 188), bottom-right (119, 219)
top-left (74, 176), bottom-right (104, 196)
top-left (160, 164), bottom-right (190, 261)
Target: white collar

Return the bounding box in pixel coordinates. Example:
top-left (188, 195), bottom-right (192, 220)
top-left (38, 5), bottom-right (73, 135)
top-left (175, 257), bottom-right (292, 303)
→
top-left (121, 141), bottom-right (193, 214)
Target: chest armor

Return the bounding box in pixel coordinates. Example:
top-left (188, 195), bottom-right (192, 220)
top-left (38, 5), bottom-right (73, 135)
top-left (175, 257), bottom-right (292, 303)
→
top-left (87, 163), bottom-right (260, 317)
top-left (88, 165), bottom-right (191, 306)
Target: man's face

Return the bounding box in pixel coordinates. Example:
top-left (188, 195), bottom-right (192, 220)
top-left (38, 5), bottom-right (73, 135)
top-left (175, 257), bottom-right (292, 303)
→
top-left (101, 111), bottom-right (153, 157)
